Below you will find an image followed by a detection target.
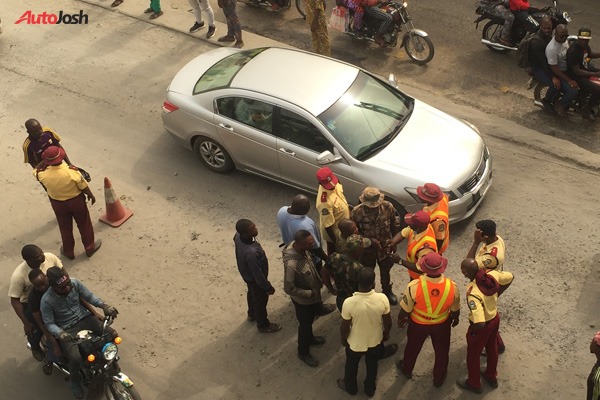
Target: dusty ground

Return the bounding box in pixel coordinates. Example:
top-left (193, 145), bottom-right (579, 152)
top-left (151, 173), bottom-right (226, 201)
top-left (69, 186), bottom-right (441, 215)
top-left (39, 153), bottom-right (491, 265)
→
top-left (0, 0), bottom-right (599, 399)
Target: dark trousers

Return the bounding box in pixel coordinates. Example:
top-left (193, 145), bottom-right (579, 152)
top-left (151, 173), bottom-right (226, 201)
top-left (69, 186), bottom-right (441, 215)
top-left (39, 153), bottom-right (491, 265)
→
top-left (513, 10), bottom-right (538, 32)
top-left (22, 302), bottom-right (43, 353)
top-left (532, 65), bottom-right (556, 102)
top-left (50, 193), bottom-right (95, 257)
top-left (579, 77), bottom-right (600, 108)
top-left (246, 281), bottom-right (270, 329)
top-left (360, 248), bottom-right (394, 292)
top-left (336, 292), bottom-right (350, 312)
top-left (365, 6), bottom-right (393, 35)
top-left (401, 318), bottom-right (451, 384)
top-left (344, 345), bottom-right (380, 395)
top-left (221, 0), bottom-right (241, 40)
top-left (466, 314), bottom-right (500, 389)
top-left (60, 315), bottom-right (115, 382)
top-left (292, 300), bottom-right (319, 356)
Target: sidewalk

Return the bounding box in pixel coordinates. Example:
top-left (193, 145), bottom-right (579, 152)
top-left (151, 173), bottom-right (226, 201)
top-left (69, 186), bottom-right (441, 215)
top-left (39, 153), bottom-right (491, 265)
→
top-left (80, 0), bottom-right (600, 172)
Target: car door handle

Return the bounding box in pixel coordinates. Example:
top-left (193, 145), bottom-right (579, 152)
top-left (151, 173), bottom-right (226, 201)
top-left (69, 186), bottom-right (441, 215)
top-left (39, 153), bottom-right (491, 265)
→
top-left (279, 148), bottom-right (295, 156)
top-left (219, 123), bottom-right (233, 131)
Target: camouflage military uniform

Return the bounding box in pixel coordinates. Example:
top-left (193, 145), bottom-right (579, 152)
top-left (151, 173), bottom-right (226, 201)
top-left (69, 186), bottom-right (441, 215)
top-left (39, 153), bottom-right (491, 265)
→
top-left (304, 0), bottom-right (331, 56)
top-left (328, 252), bottom-right (364, 311)
top-left (350, 201), bottom-right (400, 294)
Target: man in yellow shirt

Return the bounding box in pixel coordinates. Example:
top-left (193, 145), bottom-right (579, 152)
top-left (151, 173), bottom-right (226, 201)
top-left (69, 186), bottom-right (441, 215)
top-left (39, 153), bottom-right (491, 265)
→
top-left (396, 252), bottom-right (460, 387)
top-left (316, 167), bottom-right (350, 255)
top-left (457, 258), bottom-right (513, 394)
top-left (34, 146), bottom-right (101, 260)
top-left (417, 183), bottom-right (449, 254)
top-left (390, 211), bottom-right (438, 280)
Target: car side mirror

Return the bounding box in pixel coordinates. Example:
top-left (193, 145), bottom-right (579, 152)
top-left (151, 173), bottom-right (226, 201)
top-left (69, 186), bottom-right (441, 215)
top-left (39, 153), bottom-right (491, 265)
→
top-left (316, 150), bottom-right (342, 165)
top-left (388, 74), bottom-right (398, 88)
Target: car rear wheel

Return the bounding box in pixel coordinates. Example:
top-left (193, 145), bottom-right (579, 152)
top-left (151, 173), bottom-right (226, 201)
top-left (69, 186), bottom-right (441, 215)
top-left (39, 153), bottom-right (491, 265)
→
top-left (193, 137), bottom-right (234, 173)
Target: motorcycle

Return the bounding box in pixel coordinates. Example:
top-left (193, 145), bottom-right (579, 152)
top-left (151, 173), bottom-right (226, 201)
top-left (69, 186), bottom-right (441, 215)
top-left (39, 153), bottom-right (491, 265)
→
top-left (240, 0), bottom-right (306, 20)
top-left (40, 317), bottom-right (141, 400)
top-left (336, 0), bottom-right (434, 64)
top-left (532, 76), bottom-right (600, 119)
top-left (475, 0), bottom-right (571, 53)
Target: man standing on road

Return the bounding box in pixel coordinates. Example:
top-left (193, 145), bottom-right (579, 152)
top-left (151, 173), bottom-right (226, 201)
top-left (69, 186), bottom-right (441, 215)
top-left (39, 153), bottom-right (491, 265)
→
top-left (396, 252), bottom-right (460, 388)
top-left (389, 211), bottom-right (437, 281)
top-left (529, 17), bottom-right (559, 114)
top-left (22, 119), bottom-right (71, 169)
top-left (417, 183), bottom-right (449, 254)
top-left (588, 331), bottom-right (600, 400)
top-left (8, 245), bottom-right (63, 361)
top-left (338, 268), bottom-right (392, 397)
top-left (316, 167), bottom-right (350, 255)
top-left (188, 0), bottom-right (217, 39)
top-left (305, 0), bottom-right (331, 56)
top-left (283, 230), bottom-right (327, 367)
top-left (351, 187), bottom-right (400, 305)
top-left (566, 27), bottom-right (600, 122)
top-left (277, 195), bottom-right (337, 310)
top-left (41, 267), bottom-right (119, 399)
top-left (234, 219), bottom-right (281, 333)
top-left (456, 258), bottom-right (513, 394)
top-left (34, 146), bottom-right (101, 260)
top-left (328, 234), bottom-right (369, 311)
top-left (546, 24), bottom-right (579, 117)
top-left (217, 0), bottom-right (244, 48)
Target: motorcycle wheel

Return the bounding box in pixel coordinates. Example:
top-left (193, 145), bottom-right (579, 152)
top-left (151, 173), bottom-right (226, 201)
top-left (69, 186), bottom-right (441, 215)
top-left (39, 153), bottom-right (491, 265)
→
top-left (295, 0), bottom-right (306, 20)
top-left (404, 32), bottom-right (434, 65)
top-left (106, 381), bottom-right (142, 400)
top-left (482, 20), bottom-right (510, 53)
top-left (533, 82), bottom-right (546, 103)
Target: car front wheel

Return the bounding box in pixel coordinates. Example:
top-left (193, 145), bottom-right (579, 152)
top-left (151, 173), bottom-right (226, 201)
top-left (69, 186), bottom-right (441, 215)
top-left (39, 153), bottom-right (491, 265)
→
top-left (193, 137), bottom-right (234, 173)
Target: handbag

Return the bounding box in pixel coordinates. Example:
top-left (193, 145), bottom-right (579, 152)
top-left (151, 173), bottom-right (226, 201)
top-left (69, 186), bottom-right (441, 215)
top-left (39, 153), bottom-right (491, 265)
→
top-left (329, 6), bottom-right (347, 33)
top-left (77, 167), bottom-right (91, 182)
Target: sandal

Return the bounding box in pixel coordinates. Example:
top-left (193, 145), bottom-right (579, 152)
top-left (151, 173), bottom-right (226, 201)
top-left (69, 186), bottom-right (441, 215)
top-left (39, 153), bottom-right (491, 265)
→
top-left (111, 0), bottom-right (123, 7)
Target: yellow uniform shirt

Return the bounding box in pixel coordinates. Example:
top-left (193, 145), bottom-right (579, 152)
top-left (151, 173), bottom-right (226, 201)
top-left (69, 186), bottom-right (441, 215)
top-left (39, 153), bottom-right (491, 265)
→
top-left (400, 226), bottom-right (436, 272)
top-left (34, 162), bottom-right (88, 201)
top-left (475, 235), bottom-right (505, 271)
top-left (316, 183), bottom-right (350, 243)
top-left (400, 274), bottom-right (461, 314)
top-left (466, 270), bottom-right (513, 323)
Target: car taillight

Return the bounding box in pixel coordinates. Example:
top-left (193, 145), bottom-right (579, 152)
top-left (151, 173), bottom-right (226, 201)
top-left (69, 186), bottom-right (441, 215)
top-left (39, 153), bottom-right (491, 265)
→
top-left (163, 101), bottom-right (179, 113)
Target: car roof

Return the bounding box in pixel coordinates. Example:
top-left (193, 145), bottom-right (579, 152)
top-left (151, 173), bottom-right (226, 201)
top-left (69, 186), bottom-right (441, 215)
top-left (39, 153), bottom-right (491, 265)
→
top-left (230, 48), bottom-right (360, 116)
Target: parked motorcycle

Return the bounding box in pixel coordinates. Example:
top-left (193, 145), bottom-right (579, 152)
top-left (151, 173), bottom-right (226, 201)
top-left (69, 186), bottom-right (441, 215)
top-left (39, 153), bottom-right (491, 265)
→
top-left (475, 0), bottom-right (571, 53)
top-left (240, 0), bottom-right (306, 20)
top-left (337, 0), bottom-right (434, 64)
top-left (40, 317), bottom-right (141, 400)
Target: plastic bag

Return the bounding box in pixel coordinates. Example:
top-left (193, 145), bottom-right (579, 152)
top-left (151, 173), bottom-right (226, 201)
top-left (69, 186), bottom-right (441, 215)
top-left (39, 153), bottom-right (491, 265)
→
top-left (329, 6), bottom-right (347, 32)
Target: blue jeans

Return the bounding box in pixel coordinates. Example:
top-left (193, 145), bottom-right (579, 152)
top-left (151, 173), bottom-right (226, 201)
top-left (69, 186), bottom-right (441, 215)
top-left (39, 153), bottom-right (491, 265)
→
top-left (532, 66), bottom-right (578, 108)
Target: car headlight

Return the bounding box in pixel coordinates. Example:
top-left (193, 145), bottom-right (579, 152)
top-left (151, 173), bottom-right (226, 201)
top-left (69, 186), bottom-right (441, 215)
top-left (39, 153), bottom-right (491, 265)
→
top-left (403, 1), bottom-right (408, 7)
top-left (102, 343), bottom-right (118, 361)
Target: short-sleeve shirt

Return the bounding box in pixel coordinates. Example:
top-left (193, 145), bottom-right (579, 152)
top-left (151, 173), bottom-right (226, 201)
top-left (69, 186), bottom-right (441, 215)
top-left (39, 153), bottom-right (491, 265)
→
top-left (546, 37), bottom-right (569, 71)
top-left (341, 290), bottom-right (390, 352)
top-left (23, 128), bottom-right (61, 166)
top-left (276, 206), bottom-right (321, 248)
top-left (8, 253), bottom-right (63, 302)
top-left (566, 42), bottom-right (594, 82)
top-left (34, 163), bottom-right (88, 201)
top-left (475, 235), bottom-right (505, 271)
top-left (316, 183), bottom-right (350, 243)
top-left (466, 270), bottom-right (514, 323)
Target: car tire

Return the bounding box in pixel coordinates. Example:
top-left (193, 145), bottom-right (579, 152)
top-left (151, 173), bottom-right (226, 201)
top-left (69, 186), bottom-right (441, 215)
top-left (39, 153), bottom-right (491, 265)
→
top-left (193, 137), bottom-right (234, 173)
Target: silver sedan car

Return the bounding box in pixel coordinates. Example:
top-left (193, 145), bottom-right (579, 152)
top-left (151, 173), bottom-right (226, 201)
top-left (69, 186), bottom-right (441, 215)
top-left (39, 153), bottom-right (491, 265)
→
top-left (162, 47), bottom-right (492, 222)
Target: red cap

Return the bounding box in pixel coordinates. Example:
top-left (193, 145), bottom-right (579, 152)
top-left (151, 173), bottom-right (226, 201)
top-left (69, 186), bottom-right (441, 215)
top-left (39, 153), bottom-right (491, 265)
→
top-left (418, 252), bottom-right (448, 275)
top-left (42, 146), bottom-right (65, 166)
top-left (316, 167), bottom-right (338, 190)
top-left (404, 211), bottom-right (430, 228)
top-left (417, 183), bottom-right (443, 203)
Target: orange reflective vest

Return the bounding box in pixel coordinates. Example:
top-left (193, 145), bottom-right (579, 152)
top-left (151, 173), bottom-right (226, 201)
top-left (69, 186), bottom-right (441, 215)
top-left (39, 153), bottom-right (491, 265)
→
top-left (426, 195), bottom-right (449, 254)
top-left (406, 224), bottom-right (438, 280)
top-left (410, 276), bottom-right (455, 325)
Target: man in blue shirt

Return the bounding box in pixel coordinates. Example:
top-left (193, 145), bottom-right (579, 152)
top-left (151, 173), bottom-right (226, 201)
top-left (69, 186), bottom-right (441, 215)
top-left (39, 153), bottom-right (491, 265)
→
top-left (41, 267), bottom-right (118, 399)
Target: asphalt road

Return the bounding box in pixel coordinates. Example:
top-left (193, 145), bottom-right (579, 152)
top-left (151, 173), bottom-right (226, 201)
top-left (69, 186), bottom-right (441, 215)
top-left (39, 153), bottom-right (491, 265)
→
top-left (1, 0), bottom-right (599, 399)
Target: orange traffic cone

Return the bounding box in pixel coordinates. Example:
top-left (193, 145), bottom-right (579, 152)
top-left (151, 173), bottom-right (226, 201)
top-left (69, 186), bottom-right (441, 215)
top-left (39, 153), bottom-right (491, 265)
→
top-left (99, 177), bottom-right (133, 227)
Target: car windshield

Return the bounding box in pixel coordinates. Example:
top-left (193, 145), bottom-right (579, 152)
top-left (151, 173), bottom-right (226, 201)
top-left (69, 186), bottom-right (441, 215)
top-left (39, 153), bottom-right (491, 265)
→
top-left (317, 71), bottom-right (414, 160)
top-left (193, 48), bottom-right (266, 94)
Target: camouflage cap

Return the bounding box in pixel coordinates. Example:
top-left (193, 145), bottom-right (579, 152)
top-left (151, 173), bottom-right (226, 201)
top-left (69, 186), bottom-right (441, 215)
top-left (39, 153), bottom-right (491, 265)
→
top-left (345, 234), bottom-right (371, 251)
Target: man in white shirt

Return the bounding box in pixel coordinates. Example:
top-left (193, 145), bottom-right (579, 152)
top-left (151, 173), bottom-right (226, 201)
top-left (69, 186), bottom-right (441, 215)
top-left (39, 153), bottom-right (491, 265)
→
top-left (545, 24), bottom-right (580, 117)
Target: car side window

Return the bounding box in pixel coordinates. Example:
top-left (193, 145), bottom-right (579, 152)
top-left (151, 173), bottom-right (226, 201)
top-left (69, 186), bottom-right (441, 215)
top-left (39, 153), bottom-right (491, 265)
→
top-left (216, 97), bottom-right (236, 119)
top-left (232, 97), bottom-right (274, 133)
top-left (278, 108), bottom-right (333, 154)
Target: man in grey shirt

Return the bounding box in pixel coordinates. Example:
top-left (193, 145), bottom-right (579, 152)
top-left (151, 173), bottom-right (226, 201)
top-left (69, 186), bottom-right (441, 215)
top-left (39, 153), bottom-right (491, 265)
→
top-left (41, 267), bottom-right (118, 399)
top-left (545, 24), bottom-right (580, 117)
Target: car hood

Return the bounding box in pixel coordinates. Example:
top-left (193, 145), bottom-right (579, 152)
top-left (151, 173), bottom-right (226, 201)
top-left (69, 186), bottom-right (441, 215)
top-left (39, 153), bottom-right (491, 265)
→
top-left (167, 48), bottom-right (240, 95)
top-left (367, 100), bottom-right (484, 188)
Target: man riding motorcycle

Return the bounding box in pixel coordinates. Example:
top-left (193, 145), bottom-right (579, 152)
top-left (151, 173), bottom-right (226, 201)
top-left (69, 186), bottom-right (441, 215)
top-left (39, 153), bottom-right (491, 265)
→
top-left (477, 0), bottom-right (514, 47)
top-left (566, 27), bottom-right (600, 122)
top-left (529, 17), bottom-right (556, 113)
top-left (362, 0), bottom-right (393, 46)
top-left (40, 267), bottom-right (119, 399)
